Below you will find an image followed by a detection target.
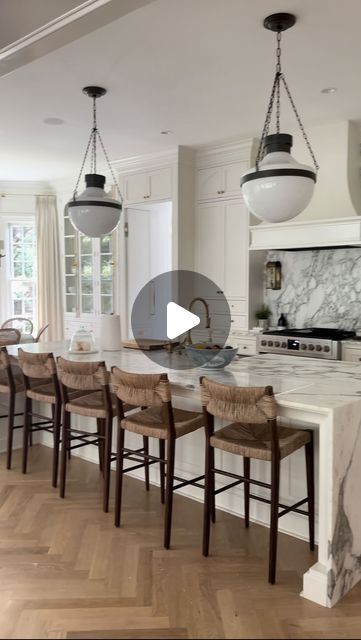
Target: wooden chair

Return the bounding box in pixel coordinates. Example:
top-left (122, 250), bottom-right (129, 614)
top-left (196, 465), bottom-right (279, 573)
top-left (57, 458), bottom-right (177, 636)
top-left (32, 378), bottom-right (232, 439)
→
top-left (57, 358), bottom-right (136, 513)
top-left (200, 377), bottom-right (315, 584)
top-left (35, 324), bottom-right (49, 343)
top-left (18, 349), bottom-right (62, 487)
top-left (2, 318), bottom-right (33, 335)
top-left (111, 368), bottom-right (205, 548)
top-left (0, 347), bottom-right (25, 469)
top-left (0, 328), bottom-right (21, 345)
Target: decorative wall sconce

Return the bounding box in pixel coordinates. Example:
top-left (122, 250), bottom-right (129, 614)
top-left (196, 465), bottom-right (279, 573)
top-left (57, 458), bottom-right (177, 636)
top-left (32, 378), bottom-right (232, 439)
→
top-left (265, 260), bottom-right (282, 290)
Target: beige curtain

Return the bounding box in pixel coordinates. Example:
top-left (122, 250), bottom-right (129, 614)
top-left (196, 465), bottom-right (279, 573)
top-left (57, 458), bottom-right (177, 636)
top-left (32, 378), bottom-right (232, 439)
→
top-left (36, 195), bottom-right (64, 340)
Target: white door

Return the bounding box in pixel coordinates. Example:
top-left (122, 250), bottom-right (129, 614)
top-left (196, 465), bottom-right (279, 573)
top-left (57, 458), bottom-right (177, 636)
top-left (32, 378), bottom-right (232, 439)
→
top-left (125, 202), bottom-right (172, 339)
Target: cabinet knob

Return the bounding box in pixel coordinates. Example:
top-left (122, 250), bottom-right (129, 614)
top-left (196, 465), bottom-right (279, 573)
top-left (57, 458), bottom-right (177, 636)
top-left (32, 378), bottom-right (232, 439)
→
top-left (217, 190), bottom-right (222, 195)
top-left (216, 290), bottom-right (223, 294)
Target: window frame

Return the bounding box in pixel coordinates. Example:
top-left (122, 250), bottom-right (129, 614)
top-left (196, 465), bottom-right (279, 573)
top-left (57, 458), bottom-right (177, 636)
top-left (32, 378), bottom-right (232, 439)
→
top-left (1, 214), bottom-right (37, 322)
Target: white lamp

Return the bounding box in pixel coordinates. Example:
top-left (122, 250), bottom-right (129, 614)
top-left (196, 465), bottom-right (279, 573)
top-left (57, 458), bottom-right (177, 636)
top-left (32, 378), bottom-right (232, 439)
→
top-left (241, 13), bottom-right (318, 223)
top-left (66, 86), bottom-right (122, 237)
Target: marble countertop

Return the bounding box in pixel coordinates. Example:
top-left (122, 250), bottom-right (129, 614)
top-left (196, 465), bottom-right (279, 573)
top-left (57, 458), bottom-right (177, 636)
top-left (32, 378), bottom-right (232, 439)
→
top-left (8, 341), bottom-right (361, 415)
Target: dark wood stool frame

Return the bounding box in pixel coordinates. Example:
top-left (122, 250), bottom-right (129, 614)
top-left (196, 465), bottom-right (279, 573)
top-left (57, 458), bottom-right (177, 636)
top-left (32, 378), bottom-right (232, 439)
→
top-left (112, 370), bottom-right (207, 549)
top-left (20, 351), bottom-right (62, 488)
top-left (0, 347), bottom-right (25, 470)
top-left (201, 379), bottom-right (315, 584)
top-left (58, 359), bottom-right (114, 513)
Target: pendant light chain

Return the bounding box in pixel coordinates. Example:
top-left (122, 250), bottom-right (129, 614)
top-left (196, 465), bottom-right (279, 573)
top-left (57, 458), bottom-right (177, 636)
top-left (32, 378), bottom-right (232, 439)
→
top-left (280, 74), bottom-right (319, 172)
top-left (255, 27), bottom-right (318, 173)
top-left (72, 91), bottom-right (123, 201)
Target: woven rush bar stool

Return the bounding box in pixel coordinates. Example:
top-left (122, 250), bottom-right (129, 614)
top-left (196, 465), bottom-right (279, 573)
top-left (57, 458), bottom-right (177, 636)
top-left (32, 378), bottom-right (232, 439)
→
top-left (0, 346), bottom-right (25, 469)
top-left (56, 358), bottom-right (137, 513)
top-left (0, 328), bottom-right (21, 346)
top-left (111, 368), bottom-right (206, 548)
top-left (200, 377), bottom-right (315, 584)
top-left (18, 349), bottom-right (63, 487)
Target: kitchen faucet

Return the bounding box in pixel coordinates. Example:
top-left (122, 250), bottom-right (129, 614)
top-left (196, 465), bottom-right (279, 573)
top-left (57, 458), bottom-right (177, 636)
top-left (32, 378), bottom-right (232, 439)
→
top-left (184, 297), bottom-right (211, 345)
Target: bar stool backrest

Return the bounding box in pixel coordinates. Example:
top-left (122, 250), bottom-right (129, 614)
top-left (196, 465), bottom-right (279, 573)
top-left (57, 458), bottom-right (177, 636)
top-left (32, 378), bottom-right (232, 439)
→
top-left (18, 349), bottom-right (56, 380)
top-left (0, 328), bottom-right (21, 345)
top-left (111, 368), bottom-right (171, 407)
top-left (200, 377), bottom-right (278, 424)
top-left (57, 358), bottom-right (109, 392)
top-left (0, 347), bottom-right (17, 392)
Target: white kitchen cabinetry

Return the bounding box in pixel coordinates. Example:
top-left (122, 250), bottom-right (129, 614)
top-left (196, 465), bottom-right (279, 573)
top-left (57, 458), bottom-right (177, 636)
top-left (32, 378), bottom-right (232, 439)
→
top-left (194, 139), bottom-right (264, 332)
top-left (195, 200), bottom-right (248, 299)
top-left (63, 208), bottom-right (117, 339)
top-left (123, 167), bottom-right (172, 204)
top-left (342, 341), bottom-right (361, 362)
top-left (197, 160), bottom-right (248, 200)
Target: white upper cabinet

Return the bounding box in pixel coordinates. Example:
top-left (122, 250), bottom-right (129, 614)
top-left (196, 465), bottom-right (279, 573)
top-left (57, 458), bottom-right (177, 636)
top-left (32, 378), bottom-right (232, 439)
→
top-left (123, 167), bottom-right (172, 204)
top-left (197, 161), bottom-right (248, 200)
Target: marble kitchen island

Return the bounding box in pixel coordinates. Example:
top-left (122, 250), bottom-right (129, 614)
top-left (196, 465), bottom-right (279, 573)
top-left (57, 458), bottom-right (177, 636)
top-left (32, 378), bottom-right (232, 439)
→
top-left (6, 341), bottom-right (361, 609)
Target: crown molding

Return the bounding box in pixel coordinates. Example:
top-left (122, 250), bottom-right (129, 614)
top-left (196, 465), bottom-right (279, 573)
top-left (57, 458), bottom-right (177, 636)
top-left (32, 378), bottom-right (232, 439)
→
top-left (195, 137), bottom-right (259, 168)
top-left (111, 147), bottom-right (179, 174)
top-left (0, 180), bottom-right (55, 196)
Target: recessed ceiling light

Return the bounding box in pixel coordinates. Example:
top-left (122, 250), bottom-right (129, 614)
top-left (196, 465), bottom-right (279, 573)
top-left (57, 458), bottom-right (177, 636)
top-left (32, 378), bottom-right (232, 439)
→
top-left (43, 117), bottom-right (65, 125)
top-left (160, 130), bottom-right (173, 135)
top-left (321, 87), bottom-right (337, 94)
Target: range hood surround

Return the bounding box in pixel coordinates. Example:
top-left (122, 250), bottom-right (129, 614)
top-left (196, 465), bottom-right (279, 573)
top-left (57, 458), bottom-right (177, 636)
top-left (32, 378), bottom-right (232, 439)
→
top-left (250, 121), bottom-right (361, 250)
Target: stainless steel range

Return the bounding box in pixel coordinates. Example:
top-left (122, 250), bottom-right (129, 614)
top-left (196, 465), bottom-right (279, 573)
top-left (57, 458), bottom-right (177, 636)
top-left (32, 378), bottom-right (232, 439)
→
top-left (257, 328), bottom-right (355, 360)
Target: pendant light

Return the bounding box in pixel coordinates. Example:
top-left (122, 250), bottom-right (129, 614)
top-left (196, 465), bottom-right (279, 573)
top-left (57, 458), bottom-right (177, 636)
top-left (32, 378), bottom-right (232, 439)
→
top-left (66, 86), bottom-right (122, 237)
top-left (241, 13), bottom-right (319, 223)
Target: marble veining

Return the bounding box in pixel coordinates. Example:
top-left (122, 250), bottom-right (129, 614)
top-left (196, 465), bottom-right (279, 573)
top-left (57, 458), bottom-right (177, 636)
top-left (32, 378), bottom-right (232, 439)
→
top-left (264, 248), bottom-right (361, 329)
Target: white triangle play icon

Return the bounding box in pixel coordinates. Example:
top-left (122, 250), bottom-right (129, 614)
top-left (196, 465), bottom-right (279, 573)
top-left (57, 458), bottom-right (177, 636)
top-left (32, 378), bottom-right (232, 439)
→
top-left (167, 302), bottom-right (200, 340)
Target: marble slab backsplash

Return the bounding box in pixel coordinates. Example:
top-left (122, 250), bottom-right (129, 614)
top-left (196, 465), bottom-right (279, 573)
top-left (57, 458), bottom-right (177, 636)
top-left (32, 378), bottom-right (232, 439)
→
top-left (264, 248), bottom-right (361, 330)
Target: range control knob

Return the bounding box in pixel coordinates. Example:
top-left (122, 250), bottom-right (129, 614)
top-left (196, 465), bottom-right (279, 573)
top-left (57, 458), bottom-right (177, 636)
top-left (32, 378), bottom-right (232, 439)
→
top-left (323, 345), bottom-right (330, 352)
top-left (301, 344), bottom-right (307, 350)
top-left (316, 345), bottom-right (322, 352)
top-left (308, 344), bottom-right (315, 351)
top-left (261, 340), bottom-right (267, 346)
top-left (281, 342), bottom-right (287, 348)
top-left (267, 340), bottom-right (274, 347)
top-left (274, 341), bottom-right (280, 347)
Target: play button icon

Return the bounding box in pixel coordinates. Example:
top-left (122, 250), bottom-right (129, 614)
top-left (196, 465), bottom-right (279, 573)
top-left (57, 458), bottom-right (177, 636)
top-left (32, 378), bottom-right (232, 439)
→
top-left (130, 269), bottom-right (232, 370)
top-left (167, 302), bottom-right (200, 340)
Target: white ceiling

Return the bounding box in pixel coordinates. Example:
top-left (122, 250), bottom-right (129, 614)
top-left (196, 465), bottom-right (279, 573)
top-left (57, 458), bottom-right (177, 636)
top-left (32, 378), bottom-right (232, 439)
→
top-left (1, 0), bottom-right (361, 182)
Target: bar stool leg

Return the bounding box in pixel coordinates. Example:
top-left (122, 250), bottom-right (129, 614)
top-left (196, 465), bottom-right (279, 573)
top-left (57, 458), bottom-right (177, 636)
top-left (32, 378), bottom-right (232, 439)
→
top-left (114, 425), bottom-right (125, 527)
top-left (6, 394), bottom-right (15, 470)
top-left (60, 409), bottom-right (70, 498)
top-left (52, 402), bottom-right (61, 488)
top-left (22, 397), bottom-right (31, 474)
top-left (210, 446), bottom-right (216, 524)
top-left (97, 418), bottom-right (105, 474)
top-left (202, 440), bottom-right (213, 557)
top-left (244, 457), bottom-right (250, 528)
top-left (164, 437), bottom-right (175, 549)
top-left (103, 416), bottom-right (113, 513)
top-left (143, 436), bottom-right (150, 491)
top-left (305, 433), bottom-right (315, 551)
top-left (159, 439), bottom-right (165, 504)
top-left (269, 455), bottom-right (280, 584)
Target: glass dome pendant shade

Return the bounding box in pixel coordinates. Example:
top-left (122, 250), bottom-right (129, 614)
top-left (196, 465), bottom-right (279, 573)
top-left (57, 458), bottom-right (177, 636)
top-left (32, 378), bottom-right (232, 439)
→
top-left (67, 173), bottom-right (122, 237)
top-left (66, 86), bottom-right (122, 237)
top-left (242, 133), bottom-right (316, 223)
top-left (241, 13), bottom-right (319, 223)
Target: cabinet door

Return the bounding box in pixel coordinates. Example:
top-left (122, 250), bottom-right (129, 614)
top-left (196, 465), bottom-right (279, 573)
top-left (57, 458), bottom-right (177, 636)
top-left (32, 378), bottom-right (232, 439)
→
top-left (149, 167), bottom-right (172, 200)
top-left (195, 202), bottom-right (225, 289)
top-left (124, 172), bottom-right (149, 203)
top-left (223, 161), bottom-right (248, 197)
top-left (224, 201), bottom-right (248, 298)
top-left (197, 166), bottom-right (223, 200)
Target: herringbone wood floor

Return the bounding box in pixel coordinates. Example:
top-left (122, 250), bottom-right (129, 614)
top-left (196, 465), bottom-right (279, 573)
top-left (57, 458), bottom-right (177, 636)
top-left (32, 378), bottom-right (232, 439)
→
top-left (0, 445), bottom-right (360, 639)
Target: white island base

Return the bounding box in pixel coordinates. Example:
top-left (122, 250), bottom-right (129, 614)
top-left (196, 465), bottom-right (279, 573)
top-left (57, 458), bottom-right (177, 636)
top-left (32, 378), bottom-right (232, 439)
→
top-left (6, 343), bottom-right (361, 608)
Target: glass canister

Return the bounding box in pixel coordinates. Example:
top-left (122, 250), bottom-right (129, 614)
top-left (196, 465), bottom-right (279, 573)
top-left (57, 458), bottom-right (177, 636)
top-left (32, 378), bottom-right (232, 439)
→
top-left (69, 326), bottom-right (96, 352)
